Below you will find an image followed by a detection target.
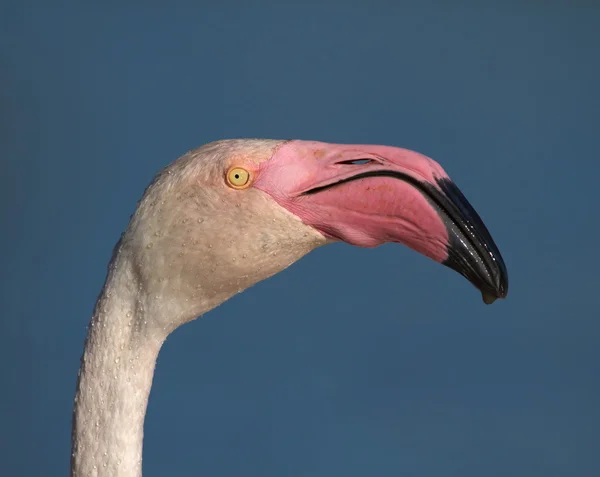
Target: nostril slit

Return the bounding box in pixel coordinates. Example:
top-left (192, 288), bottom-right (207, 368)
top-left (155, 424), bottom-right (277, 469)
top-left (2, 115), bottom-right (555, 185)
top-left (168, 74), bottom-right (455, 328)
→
top-left (339, 158), bottom-right (374, 165)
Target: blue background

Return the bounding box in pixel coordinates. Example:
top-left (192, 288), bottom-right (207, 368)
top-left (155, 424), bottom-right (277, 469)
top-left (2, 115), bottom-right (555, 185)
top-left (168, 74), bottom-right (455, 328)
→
top-left (2, 3), bottom-right (599, 476)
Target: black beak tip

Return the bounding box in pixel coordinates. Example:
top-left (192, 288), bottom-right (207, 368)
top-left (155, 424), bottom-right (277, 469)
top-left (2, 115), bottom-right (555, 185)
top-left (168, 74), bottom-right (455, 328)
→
top-left (481, 280), bottom-right (508, 305)
top-left (433, 178), bottom-right (509, 306)
top-left (477, 254), bottom-right (509, 305)
top-left (482, 292), bottom-right (499, 305)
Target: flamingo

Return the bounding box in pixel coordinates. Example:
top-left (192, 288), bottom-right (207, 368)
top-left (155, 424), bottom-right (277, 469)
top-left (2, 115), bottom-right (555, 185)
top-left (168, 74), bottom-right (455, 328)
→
top-left (70, 139), bottom-right (508, 477)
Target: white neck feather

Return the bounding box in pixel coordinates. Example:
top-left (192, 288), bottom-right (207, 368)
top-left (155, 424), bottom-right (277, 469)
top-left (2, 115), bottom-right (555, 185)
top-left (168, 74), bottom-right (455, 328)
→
top-left (71, 252), bottom-right (168, 477)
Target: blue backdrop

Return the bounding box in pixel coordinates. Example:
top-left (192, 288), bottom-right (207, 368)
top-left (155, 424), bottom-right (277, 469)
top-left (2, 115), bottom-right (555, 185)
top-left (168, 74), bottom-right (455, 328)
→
top-left (2, 3), bottom-right (598, 476)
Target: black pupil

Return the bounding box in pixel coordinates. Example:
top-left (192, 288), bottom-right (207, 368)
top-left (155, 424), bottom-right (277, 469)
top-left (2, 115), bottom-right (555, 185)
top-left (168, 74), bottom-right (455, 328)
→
top-left (235, 174), bottom-right (239, 179)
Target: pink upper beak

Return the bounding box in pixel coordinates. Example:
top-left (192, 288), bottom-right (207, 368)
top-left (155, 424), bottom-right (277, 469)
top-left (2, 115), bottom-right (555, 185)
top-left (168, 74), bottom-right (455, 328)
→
top-left (255, 140), bottom-right (508, 304)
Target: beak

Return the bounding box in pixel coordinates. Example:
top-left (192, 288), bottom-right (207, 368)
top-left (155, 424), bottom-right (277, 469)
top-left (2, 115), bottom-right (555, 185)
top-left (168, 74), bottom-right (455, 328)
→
top-left (255, 140), bottom-right (508, 304)
top-left (418, 177), bottom-right (508, 304)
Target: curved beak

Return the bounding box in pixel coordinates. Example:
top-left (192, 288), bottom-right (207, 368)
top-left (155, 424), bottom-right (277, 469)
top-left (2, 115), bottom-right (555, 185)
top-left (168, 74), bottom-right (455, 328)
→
top-left (419, 176), bottom-right (508, 303)
top-left (256, 140), bottom-right (508, 304)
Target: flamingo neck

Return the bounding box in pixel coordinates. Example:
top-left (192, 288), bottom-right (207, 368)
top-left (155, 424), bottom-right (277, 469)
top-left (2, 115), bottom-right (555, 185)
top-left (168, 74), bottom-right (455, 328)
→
top-left (70, 253), bottom-right (167, 477)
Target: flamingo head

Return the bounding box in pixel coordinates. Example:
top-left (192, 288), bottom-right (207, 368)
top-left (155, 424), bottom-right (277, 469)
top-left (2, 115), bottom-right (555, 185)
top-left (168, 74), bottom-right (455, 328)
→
top-left (126, 139), bottom-right (508, 330)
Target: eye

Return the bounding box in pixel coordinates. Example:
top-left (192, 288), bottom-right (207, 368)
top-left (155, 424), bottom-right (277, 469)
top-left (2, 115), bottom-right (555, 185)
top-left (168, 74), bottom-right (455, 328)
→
top-left (226, 167), bottom-right (251, 189)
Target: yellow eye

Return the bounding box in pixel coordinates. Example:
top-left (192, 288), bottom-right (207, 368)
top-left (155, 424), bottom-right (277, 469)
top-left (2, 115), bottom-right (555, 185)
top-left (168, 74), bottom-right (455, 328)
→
top-left (226, 167), bottom-right (251, 189)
